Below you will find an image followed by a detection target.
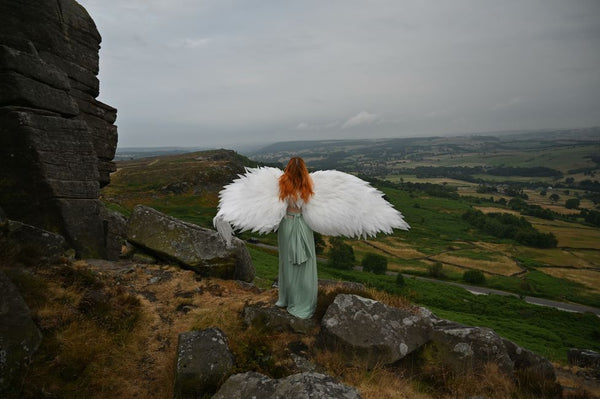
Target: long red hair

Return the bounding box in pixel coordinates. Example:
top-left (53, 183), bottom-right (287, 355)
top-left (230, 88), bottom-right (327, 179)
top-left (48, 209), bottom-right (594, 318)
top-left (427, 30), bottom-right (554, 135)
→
top-left (279, 157), bottom-right (314, 203)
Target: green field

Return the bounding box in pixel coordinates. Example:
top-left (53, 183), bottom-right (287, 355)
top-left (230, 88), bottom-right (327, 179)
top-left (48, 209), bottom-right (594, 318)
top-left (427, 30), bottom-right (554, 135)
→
top-left (248, 245), bottom-right (600, 363)
top-left (101, 134), bottom-right (600, 365)
top-left (425, 145), bottom-right (598, 172)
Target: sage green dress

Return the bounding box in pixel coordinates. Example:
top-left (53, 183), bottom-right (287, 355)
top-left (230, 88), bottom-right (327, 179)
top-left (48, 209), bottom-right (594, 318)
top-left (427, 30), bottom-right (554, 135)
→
top-left (275, 212), bottom-right (318, 319)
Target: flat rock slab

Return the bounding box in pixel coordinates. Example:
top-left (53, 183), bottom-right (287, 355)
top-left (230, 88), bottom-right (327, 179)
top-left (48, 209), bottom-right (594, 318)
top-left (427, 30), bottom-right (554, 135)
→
top-left (127, 205), bottom-right (254, 281)
top-left (243, 303), bottom-right (318, 334)
top-left (213, 371), bottom-right (362, 399)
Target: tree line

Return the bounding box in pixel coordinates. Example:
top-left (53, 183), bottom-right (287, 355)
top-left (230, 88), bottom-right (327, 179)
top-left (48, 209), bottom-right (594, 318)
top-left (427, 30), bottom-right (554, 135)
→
top-left (462, 209), bottom-right (558, 248)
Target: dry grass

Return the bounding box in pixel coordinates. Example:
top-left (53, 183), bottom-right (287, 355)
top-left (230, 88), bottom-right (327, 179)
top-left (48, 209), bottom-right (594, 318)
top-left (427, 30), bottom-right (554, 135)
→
top-left (557, 365), bottom-right (600, 398)
top-left (475, 206), bottom-right (522, 216)
top-left (442, 363), bottom-right (518, 398)
top-left (4, 262), bottom-right (148, 398)
top-left (312, 349), bottom-right (430, 399)
top-left (362, 237), bottom-right (427, 259)
top-left (5, 260), bottom-right (278, 398)
top-left (429, 252), bottom-right (522, 276)
top-left (532, 220), bottom-right (600, 249)
top-left (7, 258), bottom-right (595, 398)
top-left (472, 241), bottom-right (515, 252)
top-left (540, 268), bottom-right (600, 294)
top-left (367, 287), bottom-right (414, 310)
top-left (568, 250), bottom-right (600, 267)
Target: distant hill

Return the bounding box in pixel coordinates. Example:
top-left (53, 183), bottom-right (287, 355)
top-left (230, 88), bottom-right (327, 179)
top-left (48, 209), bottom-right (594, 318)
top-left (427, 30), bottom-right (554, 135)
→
top-left (249, 127), bottom-right (600, 173)
top-left (114, 147), bottom-right (212, 161)
top-left (101, 149), bottom-right (257, 227)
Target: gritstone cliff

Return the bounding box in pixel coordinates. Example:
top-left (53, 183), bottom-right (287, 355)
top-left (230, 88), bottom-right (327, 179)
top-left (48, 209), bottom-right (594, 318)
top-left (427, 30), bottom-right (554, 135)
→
top-left (0, 0), bottom-right (118, 257)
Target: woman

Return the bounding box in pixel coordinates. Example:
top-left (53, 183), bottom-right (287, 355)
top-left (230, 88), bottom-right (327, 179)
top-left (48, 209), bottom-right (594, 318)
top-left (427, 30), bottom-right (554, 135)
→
top-left (274, 157), bottom-right (318, 318)
top-left (214, 157), bottom-right (409, 319)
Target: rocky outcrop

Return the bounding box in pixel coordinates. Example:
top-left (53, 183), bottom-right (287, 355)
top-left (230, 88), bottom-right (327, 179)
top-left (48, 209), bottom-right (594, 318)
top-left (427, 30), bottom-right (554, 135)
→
top-left (504, 338), bottom-right (557, 381)
top-left (100, 207), bottom-right (127, 261)
top-left (568, 348), bottom-right (600, 369)
top-left (317, 293), bottom-right (559, 391)
top-left (173, 328), bottom-right (234, 399)
top-left (213, 371), bottom-right (362, 399)
top-left (0, 271), bottom-right (43, 398)
top-left (320, 294), bottom-right (435, 367)
top-left (429, 321), bottom-right (514, 375)
top-left (127, 205), bottom-right (254, 282)
top-left (243, 302), bottom-right (318, 334)
top-left (0, 218), bottom-right (69, 264)
top-left (0, 0), bottom-right (117, 257)
top-left (504, 338), bottom-right (562, 395)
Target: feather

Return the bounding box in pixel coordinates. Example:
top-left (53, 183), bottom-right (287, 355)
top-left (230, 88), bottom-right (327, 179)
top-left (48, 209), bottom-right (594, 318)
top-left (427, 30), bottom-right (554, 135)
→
top-left (214, 167), bottom-right (287, 239)
top-left (303, 170), bottom-right (409, 238)
top-left (213, 214), bottom-right (234, 247)
top-left (213, 167), bottom-right (409, 243)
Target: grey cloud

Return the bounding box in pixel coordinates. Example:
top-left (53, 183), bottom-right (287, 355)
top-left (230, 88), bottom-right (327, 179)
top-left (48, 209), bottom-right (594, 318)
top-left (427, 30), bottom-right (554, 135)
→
top-left (79, 0), bottom-right (600, 148)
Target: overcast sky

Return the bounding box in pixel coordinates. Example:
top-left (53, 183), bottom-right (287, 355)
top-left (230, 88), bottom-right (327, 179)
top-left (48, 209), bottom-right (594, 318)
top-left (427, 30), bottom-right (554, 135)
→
top-left (79, 0), bottom-right (600, 150)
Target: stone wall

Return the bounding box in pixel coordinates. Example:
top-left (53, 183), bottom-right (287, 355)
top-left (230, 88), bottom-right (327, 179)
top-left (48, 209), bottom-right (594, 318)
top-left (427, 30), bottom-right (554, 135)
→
top-left (0, 0), bottom-right (117, 257)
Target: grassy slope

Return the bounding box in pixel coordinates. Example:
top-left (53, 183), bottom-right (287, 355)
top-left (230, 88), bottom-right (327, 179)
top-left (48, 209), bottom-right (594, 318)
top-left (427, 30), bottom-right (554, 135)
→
top-left (249, 245), bottom-right (600, 363)
top-left (100, 147), bottom-right (600, 364)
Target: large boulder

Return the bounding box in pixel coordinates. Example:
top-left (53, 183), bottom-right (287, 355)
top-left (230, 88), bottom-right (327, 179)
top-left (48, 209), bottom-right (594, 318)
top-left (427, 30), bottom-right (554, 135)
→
top-left (127, 205), bottom-right (254, 282)
top-left (173, 328), bottom-right (234, 399)
top-left (568, 348), bottom-right (600, 369)
top-left (0, 0), bottom-right (118, 257)
top-left (503, 338), bottom-right (561, 396)
top-left (243, 302), bottom-right (318, 334)
top-left (320, 294), bottom-right (436, 367)
top-left (0, 218), bottom-right (69, 264)
top-left (503, 338), bottom-right (556, 381)
top-left (213, 371), bottom-right (362, 399)
top-left (0, 271), bottom-right (43, 398)
top-left (428, 320), bottom-right (514, 375)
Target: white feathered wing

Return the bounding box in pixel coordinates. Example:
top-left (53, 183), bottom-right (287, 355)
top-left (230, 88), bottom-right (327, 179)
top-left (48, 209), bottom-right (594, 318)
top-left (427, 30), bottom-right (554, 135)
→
top-left (213, 167), bottom-right (409, 245)
top-left (303, 170), bottom-right (409, 238)
top-left (213, 167), bottom-right (286, 246)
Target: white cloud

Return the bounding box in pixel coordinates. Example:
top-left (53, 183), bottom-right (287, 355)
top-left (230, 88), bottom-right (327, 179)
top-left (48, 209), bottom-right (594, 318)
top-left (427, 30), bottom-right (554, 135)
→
top-left (342, 111), bottom-right (380, 129)
top-left (178, 37), bottom-right (211, 48)
top-left (492, 97), bottom-right (523, 110)
top-left (296, 120), bottom-right (340, 131)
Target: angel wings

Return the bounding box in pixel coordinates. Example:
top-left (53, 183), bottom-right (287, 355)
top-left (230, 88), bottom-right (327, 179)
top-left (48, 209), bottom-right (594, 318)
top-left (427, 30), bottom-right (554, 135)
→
top-left (213, 167), bottom-right (409, 246)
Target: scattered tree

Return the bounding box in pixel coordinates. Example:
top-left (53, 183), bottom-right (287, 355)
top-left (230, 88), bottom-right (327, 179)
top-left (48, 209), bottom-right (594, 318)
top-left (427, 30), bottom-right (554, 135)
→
top-left (463, 269), bottom-right (486, 284)
top-left (462, 208), bottom-right (557, 248)
top-left (395, 273), bottom-right (405, 287)
top-left (327, 237), bottom-right (355, 270)
top-left (582, 209), bottom-right (600, 227)
top-left (428, 262), bottom-right (446, 279)
top-left (361, 253), bottom-right (388, 275)
top-left (565, 198), bottom-right (580, 209)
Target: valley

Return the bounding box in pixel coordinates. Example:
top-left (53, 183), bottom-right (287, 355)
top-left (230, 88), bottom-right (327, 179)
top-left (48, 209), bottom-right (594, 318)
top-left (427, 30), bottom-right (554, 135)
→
top-left (101, 128), bottom-right (600, 364)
